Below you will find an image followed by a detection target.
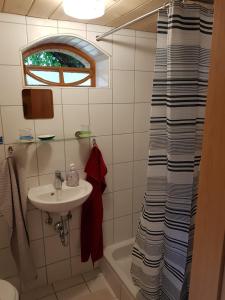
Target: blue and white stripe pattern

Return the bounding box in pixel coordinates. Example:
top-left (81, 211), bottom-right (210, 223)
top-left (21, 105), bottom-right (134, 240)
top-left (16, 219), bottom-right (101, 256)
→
top-left (131, 1), bottom-right (213, 299)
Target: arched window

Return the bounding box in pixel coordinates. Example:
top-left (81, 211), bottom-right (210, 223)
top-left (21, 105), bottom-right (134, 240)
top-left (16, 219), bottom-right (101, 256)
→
top-left (23, 43), bottom-right (96, 87)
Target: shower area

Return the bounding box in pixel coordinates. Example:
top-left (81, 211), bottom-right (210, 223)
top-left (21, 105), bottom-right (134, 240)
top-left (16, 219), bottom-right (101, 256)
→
top-left (101, 0), bottom-right (214, 299)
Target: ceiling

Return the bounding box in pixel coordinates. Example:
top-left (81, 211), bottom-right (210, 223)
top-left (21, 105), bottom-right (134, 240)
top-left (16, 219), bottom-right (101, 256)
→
top-left (0, 0), bottom-right (168, 32)
top-left (0, 0), bottom-right (213, 32)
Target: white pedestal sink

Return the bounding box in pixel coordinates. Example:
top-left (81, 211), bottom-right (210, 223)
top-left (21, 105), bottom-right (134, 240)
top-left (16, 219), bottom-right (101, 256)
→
top-left (28, 179), bottom-right (93, 216)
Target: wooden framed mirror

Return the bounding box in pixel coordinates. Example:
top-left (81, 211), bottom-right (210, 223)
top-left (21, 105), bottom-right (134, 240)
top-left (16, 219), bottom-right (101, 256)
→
top-left (22, 89), bottom-right (54, 119)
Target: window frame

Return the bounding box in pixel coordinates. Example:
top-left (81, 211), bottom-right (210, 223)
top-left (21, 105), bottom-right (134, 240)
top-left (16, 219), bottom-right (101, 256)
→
top-left (23, 43), bottom-right (96, 87)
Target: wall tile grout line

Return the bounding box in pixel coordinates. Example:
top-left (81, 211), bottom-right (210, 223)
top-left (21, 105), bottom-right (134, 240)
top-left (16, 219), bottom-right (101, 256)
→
top-left (111, 32), bottom-right (115, 245)
top-left (132, 30), bottom-right (137, 238)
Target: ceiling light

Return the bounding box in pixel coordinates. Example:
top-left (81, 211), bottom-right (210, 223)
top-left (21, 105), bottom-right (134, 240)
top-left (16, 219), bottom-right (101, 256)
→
top-left (63, 0), bottom-right (105, 20)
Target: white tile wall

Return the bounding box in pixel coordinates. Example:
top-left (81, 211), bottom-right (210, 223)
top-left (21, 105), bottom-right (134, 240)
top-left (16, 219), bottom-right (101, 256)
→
top-left (93, 135), bottom-right (112, 165)
top-left (113, 162), bottom-right (133, 191)
top-left (89, 104), bottom-right (112, 136)
top-left (135, 71), bottom-right (154, 102)
top-left (89, 88), bottom-right (112, 104)
top-left (37, 141), bottom-right (65, 174)
top-left (113, 71), bottom-right (134, 103)
top-left (34, 105), bottom-right (64, 139)
top-left (69, 208), bottom-right (81, 230)
top-left (135, 37), bottom-right (156, 71)
top-left (113, 35), bottom-right (135, 70)
top-left (1, 106), bottom-right (34, 143)
top-left (58, 21), bottom-right (86, 31)
top-left (114, 189), bottom-right (132, 218)
top-left (0, 145), bottom-right (5, 160)
top-left (102, 220), bottom-right (114, 247)
top-left (14, 143), bottom-right (38, 177)
top-left (0, 22), bottom-right (27, 65)
top-left (113, 104), bottom-right (134, 134)
top-left (0, 13), bottom-right (26, 24)
top-left (27, 25), bottom-right (57, 42)
top-left (27, 209), bottom-right (43, 240)
top-left (26, 18), bottom-right (57, 27)
top-left (65, 139), bottom-right (90, 170)
top-left (0, 66), bottom-right (23, 105)
top-left (103, 193), bottom-right (114, 221)
top-left (114, 215), bottom-right (132, 242)
top-left (86, 24), bottom-right (112, 33)
top-left (134, 103), bottom-right (150, 132)
top-left (70, 229), bottom-right (80, 257)
top-left (51, 88), bottom-right (62, 105)
top-left (63, 105), bottom-right (89, 138)
top-left (30, 239), bottom-right (45, 268)
top-left (113, 134), bottom-right (133, 163)
top-left (0, 12), bottom-right (156, 288)
top-left (58, 28), bottom-right (87, 39)
top-left (134, 132), bottom-right (149, 160)
top-left (133, 160), bottom-right (148, 187)
top-left (133, 186), bottom-right (145, 213)
top-left (45, 235), bottom-right (70, 264)
top-left (62, 89), bottom-right (88, 105)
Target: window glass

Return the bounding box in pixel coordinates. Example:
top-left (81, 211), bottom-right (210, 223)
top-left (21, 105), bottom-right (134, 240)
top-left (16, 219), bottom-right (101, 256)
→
top-left (30, 70), bottom-right (60, 83)
top-left (24, 51), bottom-right (87, 68)
top-left (26, 75), bottom-right (47, 86)
top-left (23, 44), bottom-right (95, 87)
top-left (63, 72), bottom-right (89, 84)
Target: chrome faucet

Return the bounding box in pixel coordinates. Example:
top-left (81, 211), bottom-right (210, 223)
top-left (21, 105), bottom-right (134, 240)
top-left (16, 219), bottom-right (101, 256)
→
top-left (54, 170), bottom-right (64, 190)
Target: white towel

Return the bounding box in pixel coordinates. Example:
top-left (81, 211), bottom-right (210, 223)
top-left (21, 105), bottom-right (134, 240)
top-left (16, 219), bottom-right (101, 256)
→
top-left (0, 157), bottom-right (37, 282)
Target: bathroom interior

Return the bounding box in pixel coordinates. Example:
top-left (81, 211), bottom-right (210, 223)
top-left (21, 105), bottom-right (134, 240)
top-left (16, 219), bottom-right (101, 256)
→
top-left (0, 0), bottom-right (224, 299)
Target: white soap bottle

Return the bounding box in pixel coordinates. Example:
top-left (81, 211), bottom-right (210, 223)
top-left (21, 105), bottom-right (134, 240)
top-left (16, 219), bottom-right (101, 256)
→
top-left (66, 163), bottom-right (79, 187)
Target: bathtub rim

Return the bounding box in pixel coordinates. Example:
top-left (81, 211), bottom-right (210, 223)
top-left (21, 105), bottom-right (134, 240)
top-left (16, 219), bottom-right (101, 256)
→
top-left (103, 238), bottom-right (139, 298)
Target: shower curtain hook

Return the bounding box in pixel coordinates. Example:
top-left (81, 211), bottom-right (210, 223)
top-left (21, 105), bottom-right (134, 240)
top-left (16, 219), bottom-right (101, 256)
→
top-left (164, 0), bottom-right (173, 13)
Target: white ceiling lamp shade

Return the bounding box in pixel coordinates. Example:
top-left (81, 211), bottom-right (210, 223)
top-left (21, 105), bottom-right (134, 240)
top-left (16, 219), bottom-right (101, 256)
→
top-left (63, 0), bottom-right (105, 20)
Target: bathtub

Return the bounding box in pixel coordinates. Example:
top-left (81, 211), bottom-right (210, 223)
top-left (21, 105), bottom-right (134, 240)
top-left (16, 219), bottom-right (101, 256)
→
top-left (101, 238), bottom-right (139, 300)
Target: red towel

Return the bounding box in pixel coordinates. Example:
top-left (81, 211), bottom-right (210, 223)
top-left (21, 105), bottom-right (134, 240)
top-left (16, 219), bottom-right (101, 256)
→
top-left (81, 145), bottom-right (107, 264)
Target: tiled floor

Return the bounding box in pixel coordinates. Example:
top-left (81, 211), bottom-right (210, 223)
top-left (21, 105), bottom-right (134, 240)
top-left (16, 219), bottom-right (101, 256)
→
top-left (21, 269), bottom-right (118, 300)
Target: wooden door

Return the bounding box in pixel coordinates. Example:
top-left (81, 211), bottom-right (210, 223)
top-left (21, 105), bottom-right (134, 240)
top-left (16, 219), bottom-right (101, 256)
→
top-left (189, 0), bottom-right (225, 299)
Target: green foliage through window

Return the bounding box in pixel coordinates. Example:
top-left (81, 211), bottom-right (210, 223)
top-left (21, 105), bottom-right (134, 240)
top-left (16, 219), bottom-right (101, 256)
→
top-left (24, 51), bottom-right (85, 68)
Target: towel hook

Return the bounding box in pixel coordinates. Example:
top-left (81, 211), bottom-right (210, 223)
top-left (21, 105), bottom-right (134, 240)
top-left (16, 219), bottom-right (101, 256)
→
top-left (92, 138), bottom-right (97, 147)
top-left (8, 146), bottom-right (13, 155)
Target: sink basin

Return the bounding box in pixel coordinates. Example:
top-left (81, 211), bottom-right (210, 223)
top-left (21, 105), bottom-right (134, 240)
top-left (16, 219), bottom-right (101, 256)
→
top-left (28, 179), bottom-right (93, 215)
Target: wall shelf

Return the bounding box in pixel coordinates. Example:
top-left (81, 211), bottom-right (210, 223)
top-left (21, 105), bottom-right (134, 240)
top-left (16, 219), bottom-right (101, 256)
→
top-left (2, 136), bottom-right (95, 146)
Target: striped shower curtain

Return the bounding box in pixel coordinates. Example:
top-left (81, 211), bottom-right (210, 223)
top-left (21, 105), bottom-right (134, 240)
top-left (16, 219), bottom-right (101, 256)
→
top-left (131, 1), bottom-right (213, 299)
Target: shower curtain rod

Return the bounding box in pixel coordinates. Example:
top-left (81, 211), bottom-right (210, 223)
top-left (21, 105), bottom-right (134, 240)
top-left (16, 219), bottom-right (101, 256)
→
top-left (96, 2), bottom-right (170, 41)
top-left (96, 0), bottom-right (212, 41)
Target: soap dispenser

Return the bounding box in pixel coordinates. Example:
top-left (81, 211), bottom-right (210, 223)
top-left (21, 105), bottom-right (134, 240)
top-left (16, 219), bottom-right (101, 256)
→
top-left (66, 163), bottom-right (79, 187)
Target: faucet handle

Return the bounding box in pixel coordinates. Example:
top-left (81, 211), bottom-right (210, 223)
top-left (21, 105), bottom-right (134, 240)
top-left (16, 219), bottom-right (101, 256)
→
top-left (55, 170), bottom-right (64, 181)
